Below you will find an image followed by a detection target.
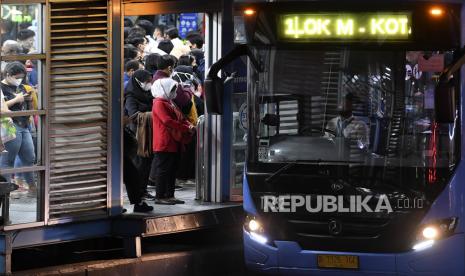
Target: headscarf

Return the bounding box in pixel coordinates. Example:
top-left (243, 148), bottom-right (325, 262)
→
top-left (151, 78), bottom-right (178, 100)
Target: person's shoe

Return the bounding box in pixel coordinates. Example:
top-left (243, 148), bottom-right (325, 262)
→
top-left (27, 185), bottom-right (37, 198)
top-left (154, 198), bottom-right (176, 205)
top-left (174, 185), bottom-right (183, 191)
top-left (11, 179), bottom-right (28, 199)
top-left (133, 201), bottom-right (154, 212)
top-left (142, 191), bottom-right (156, 200)
top-left (166, 197), bottom-right (185, 204)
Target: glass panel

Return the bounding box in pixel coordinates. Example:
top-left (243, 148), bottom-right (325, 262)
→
top-left (250, 49), bottom-right (457, 169)
top-left (234, 15), bottom-right (246, 44)
top-left (123, 14), bottom-right (205, 81)
top-left (123, 13), bottom-right (207, 204)
top-left (231, 92), bottom-right (247, 200)
top-left (1, 59), bottom-right (43, 173)
top-left (230, 55), bottom-right (249, 201)
top-left (1, 3), bottom-right (42, 54)
top-left (0, 116), bottom-right (42, 170)
top-left (3, 171), bottom-right (41, 225)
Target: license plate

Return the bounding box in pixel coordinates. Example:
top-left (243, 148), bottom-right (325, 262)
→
top-left (317, 254), bottom-right (359, 269)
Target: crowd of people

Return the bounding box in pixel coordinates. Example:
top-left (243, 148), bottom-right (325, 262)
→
top-left (0, 18), bottom-right (40, 199)
top-left (123, 18), bottom-right (205, 212)
top-left (1, 16), bottom-right (206, 210)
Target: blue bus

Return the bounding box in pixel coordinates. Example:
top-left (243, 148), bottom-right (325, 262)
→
top-left (206, 1), bottom-right (465, 275)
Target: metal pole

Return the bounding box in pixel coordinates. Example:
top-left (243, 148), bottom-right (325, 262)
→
top-left (195, 115), bottom-right (205, 200)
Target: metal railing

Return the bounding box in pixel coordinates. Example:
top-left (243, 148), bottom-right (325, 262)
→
top-left (195, 115), bottom-right (209, 201)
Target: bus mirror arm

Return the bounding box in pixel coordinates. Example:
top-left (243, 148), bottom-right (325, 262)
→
top-left (206, 44), bottom-right (262, 80)
top-left (205, 44), bottom-right (262, 115)
top-left (435, 48), bottom-right (465, 123)
top-left (442, 47), bottom-right (465, 81)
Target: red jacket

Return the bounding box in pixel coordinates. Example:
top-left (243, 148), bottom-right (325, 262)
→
top-left (152, 98), bottom-right (191, 153)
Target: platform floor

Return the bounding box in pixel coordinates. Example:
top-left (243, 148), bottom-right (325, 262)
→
top-left (116, 183), bottom-right (242, 238)
top-left (6, 181), bottom-right (241, 226)
top-left (9, 193), bottom-right (37, 225)
top-left (123, 183), bottom-right (238, 217)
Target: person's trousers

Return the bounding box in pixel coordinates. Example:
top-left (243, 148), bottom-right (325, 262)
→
top-left (0, 124), bottom-right (35, 185)
top-left (176, 135), bottom-right (196, 180)
top-left (123, 129), bottom-right (151, 204)
top-left (151, 152), bottom-right (179, 199)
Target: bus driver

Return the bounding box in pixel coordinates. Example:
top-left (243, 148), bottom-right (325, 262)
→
top-left (325, 92), bottom-right (370, 149)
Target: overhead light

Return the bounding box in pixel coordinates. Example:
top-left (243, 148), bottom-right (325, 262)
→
top-left (244, 9), bottom-right (256, 16)
top-left (429, 7), bottom-right (444, 17)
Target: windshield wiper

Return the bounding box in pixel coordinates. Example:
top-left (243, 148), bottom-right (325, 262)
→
top-left (264, 159), bottom-right (364, 184)
top-left (265, 161), bottom-right (298, 184)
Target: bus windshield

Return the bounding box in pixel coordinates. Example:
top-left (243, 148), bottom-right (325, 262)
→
top-left (249, 48), bottom-right (459, 172)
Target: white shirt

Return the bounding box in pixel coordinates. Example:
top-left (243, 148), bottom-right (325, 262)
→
top-left (169, 38), bottom-right (191, 59)
top-left (144, 35), bottom-right (167, 56)
top-left (326, 115), bottom-right (370, 147)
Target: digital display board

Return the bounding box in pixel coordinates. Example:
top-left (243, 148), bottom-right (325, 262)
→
top-left (279, 13), bottom-right (412, 41)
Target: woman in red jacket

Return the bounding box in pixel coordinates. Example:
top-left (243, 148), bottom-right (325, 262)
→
top-left (150, 78), bottom-right (194, 205)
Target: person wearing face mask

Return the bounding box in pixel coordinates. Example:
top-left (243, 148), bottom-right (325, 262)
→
top-left (0, 62), bottom-right (35, 195)
top-left (150, 78), bottom-right (195, 205)
top-left (123, 69), bottom-right (155, 212)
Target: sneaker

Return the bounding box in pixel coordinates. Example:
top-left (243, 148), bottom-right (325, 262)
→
top-left (174, 185), bottom-right (183, 191)
top-left (154, 198), bottom-right (176, 205)
top-left (166, 197), bottom-right (185, 204)
top-left (133, 201), bottom-right (154, 212)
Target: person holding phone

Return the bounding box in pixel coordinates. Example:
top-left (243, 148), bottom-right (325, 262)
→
top-left (0, 62), bottom-right (35, 196)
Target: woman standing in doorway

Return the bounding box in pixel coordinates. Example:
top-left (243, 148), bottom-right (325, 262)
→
top-left (150, 78), bottom-right (194, 205)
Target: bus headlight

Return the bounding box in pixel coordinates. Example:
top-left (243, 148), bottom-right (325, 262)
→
top-left (412, 217), bottom-right (458, 251)
top-left (248, 219), bottom-right (261, 232)
top-left (245, 216), bottom-right (269, 244)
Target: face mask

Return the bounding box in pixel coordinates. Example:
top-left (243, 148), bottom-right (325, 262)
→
top-left (142, 82), bottom-right (152, 91)
top-left (7, 76), bottom-right (22, 87)
top-left (136, 77), bottom-right (151, 91)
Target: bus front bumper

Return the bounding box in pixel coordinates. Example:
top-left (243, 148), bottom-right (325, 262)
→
top-left (244, 229), bottom-right (465, 275)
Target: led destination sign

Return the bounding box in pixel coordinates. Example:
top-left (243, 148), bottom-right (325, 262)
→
top-left (279, 13), bottom-right (412, 41)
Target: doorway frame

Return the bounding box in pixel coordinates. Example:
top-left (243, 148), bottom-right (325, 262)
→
top-left (111, 0), bottom-right (235, 207)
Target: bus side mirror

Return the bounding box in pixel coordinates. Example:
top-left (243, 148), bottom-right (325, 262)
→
top-left (434, 80), bottom-right (456, 123)
top-left (204, 76), bottom-right (224, 115)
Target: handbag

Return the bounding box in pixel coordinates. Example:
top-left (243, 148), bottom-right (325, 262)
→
top-left (166, 102), bottom-right (193, 145)
top-left (0, 117), bottom-right (16, 144)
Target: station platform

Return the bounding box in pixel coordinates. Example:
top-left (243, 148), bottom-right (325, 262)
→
top-left (112, 185), bottom-right (243, 257)
top-left (115, 185), bottom-right (243, 238)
